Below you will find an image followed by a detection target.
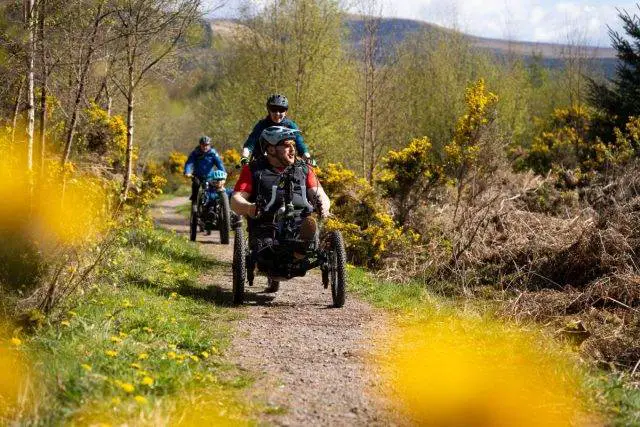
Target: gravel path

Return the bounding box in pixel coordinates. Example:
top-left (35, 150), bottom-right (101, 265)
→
top-left (152, 197), bottom-right (398, 426)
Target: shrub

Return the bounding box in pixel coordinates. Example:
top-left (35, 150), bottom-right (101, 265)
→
top-left (0, 139), bottom-right (116, 315)
top-left (378, 136), bottom-right (444, 225)
top-left (517, 107), bottom-right (634, 180)
top-left (85, 104), bottom-right (130, 170)
top-left (318, 163), bottom-right (417, 267)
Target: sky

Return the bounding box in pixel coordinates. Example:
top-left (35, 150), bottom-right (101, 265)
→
top-left (207, 0), bottom-right (639, 47)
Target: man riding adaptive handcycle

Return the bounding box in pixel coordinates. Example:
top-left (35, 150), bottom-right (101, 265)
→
top-left (230, 126), bottom-right (346, 307)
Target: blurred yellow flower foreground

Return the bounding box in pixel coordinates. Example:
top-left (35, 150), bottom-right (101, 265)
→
top-left (379, 316), bottom-right (587, 427)
top-left (0, 146), bottom-right (110, 246)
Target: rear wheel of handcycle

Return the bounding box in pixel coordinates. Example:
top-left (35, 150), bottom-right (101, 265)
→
top-left (327, 230), bottom-right (346, 308)
top-left (189, 203), bottom-right (198, 242)
top-left (218, 191), bottom-right (231, 245)
top-left (232, 226), bottom-right (246, 305)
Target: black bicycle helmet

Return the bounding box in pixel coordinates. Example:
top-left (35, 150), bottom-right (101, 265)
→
top-left (259, 126), bottom-right (300, 152)
top-left (199, 135), bottom-right (211, 145)
top-left (266, 94), bottom-right (289, 110)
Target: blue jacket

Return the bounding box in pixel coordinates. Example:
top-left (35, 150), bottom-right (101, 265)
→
top-left (184, 146), bottom-right (225, 178)
top-left (243, 117), bottom-right (309, 155)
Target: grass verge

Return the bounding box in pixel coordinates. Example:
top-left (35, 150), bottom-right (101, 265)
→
top-left (7, 226), bottom-right (252, 425)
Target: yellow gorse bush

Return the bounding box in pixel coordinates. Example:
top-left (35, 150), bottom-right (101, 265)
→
top-left (85, 103), bottom-right (130, 167)
top-left (167, 151), bottom-right (188, 175)
top-left (445, 78), bottom-right (498, 171)
top-left (0, 145), bottom-right (110, 246)
top-left (319, 163), bottom-right (417, 266)
top-left (520, 106), bottom-right (635, 178)
top-left (0, 136), bottom-right (114, 308)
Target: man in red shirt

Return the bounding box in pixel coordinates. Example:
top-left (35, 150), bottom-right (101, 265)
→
top-left (231, 127), bottom-right (331, 290)
top-left (231, 126), bottom-right (330, 220)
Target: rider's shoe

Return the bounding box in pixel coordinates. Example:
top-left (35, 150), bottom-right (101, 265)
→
top-left (264, 279), bottom-right (280, 293)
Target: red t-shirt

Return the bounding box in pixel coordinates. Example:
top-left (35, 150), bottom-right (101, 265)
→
top-left (234, 164), bottom-right (318, 194)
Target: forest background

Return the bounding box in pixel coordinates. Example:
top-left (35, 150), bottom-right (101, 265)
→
top-left (3, 0), bottom-right (640, 424)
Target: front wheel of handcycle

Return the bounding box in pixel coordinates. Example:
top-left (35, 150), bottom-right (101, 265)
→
top-left (189, 203), bottom-right (198, 242)
top-left (326, 230), bottom-right (346, 308)
top-left (218, 191), bottom-right (231, 245)
top-left (232, 226), bottom-right (246, 304)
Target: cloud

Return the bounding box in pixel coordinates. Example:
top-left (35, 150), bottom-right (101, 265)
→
top-left (210, 0), bottom-right (638, 46)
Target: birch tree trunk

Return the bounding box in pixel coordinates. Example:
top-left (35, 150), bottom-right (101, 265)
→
top-left (60, 1), bottom-right (105, 166)
top-left (26, 0), bottom-right (36, 171)
top-left (39, 0), bottom-right (48, 172)
top-left (121, 74), bottom-right (135, 199)
top-left (11, 78), bottom-right (25, 144)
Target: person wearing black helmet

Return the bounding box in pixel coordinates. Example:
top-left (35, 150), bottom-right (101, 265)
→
top-left (232, 126), bottom-right (330, 291)
top-left (184, 135), bottom-right (226, 203)
top-left (241, 94), bottom-right (311, 164)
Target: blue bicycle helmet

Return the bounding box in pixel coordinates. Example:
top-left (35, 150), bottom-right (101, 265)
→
top-left (209, 169), bottom-right (227, 181)
top-left (259, 126), bottom-right (301, 152)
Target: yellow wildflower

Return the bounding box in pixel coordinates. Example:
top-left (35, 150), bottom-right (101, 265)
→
top-left (118, 332), bottom-right (128, 337)
top-left (130, 362), bottom-right (142, 369)
top-left (166, 351), bottom-right (177, 360)
top-left (109, 336), bottom-right (122, 344)
top-left (169, 292), bottom-right (178, 299)
top-left (81, 364), bottom-right (92, 372)
top-left (105, 350), bottom-right (118, 357)
top-left (189, 355), bottom-right (199, 362)
top-left (10, 337), bottom-right (22, 346)
top-left (141, 376), bottom-right (154, 386)
top-left (138, 353), bottom-right (149, 360)
top-left (201, 351), bottom-right (209, 359)
top-left (119, 382), bottom-right (135, 393)
top-left (61, 320), bottom-right (71, 327)
top-left (210, 346), bottom-right (219, 355)
top-left (176, 354), bottom-right (186, 361)
top-left (134, 395), bottom-right (148, 404)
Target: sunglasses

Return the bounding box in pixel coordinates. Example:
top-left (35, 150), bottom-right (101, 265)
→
top-left (269, 106), bottom-right (287, 113)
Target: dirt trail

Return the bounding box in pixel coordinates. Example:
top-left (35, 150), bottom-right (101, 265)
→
top-left (151, 197), bottom-right (398, 426)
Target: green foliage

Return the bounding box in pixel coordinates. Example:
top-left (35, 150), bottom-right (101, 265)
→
top-left (318, 163), bottom-right (417, 267)
top-left (85, 103), bottom-right (129, 168)
top-left (13, 226), bottom-right (251, 424)
top-left (378, 136), bottom-right (443, 224)
top-left (516, 106), bottom-right (634, 178)
top-left (201, 0), bottom-right (359, 164)
top-left (379, 79), bottom-right (500, 225)
top-left (346, 266), bottom-right (437, 312)
top-left (589, 6), bottom-right (640, 137)
top-left (445, 78), bottom-right (500, 182)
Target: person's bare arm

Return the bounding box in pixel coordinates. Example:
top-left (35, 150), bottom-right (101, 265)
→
top-left (308, 185), bottom-right (330, 218)
top-left (231, 191), bottom-right (258, 217)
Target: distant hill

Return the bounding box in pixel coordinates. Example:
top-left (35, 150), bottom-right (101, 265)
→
top-left (207, 16), bottom-right (619, 78)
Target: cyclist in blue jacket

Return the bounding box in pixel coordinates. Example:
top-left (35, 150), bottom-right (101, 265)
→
top-left (184, 136), bottom-right (226, 202)
top-left (241, 94), bottom-right (311, 164)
